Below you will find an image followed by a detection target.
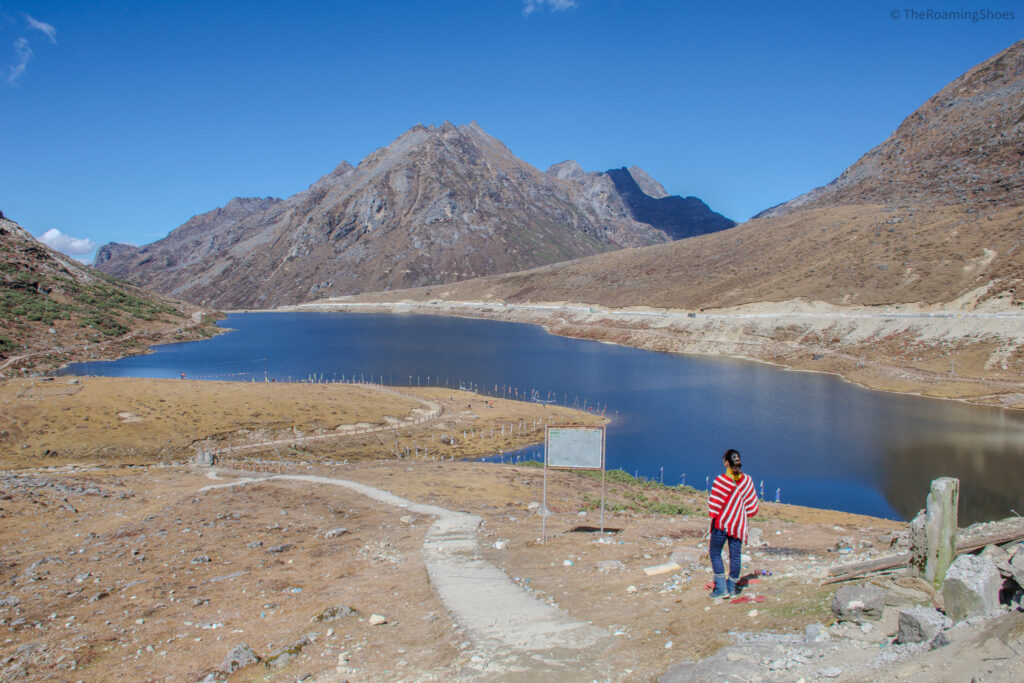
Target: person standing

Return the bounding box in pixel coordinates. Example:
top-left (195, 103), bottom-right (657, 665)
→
top-left (707, 449), bottom-right (759, 598)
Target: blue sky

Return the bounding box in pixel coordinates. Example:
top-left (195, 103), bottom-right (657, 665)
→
top-left (1, 1), bottom-right (1019, 261)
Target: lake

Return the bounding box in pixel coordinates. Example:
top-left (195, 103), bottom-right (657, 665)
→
top-left (62, 312), bottom-right (1024, 523)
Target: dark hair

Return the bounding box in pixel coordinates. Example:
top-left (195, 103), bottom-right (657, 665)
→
top-left (723, 449), bottom-right (742, 470)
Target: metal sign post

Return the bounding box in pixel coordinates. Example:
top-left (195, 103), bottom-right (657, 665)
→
top-left (542, 425), bottom-right (606, 542)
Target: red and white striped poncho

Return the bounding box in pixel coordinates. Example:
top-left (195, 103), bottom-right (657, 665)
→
top-left (708, 472), bottom-right (759, 542)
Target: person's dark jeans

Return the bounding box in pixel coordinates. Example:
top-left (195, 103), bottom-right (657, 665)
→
top-left (709, 527), bottom-right (742, 580)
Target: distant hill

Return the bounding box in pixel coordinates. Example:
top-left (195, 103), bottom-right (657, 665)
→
top-left (0, 213), bottom-right (208, 372)
top-left (92, 122), bottom-right (735, 309)
top-left (342, 40), bottom-right (1024, 312)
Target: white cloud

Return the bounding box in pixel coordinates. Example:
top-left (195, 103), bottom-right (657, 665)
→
top-left (38, 228), bottom-right (98, 256)
top-left (24, 14), bottom-right (57, 44)
top-left (3, 14), bottom-right (57, 86)
top-left (6, 36), bottom-right (31, 85)
top-left (523, 0), bottom-right (578, 17)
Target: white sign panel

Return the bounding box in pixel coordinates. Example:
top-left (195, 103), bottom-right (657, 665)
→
top-left (546, 426), bottom-right (604, 470)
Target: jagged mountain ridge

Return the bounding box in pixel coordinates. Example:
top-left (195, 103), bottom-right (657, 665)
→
top-left (94, 196), bottom-right (283, 281)
top-left (93, 122), bottom-right (735, 309)
top-left (605, 168), bottom-right (736, 239)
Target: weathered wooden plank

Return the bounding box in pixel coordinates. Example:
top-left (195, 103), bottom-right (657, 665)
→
top-left (823, 527), bottom-right (1024, 584)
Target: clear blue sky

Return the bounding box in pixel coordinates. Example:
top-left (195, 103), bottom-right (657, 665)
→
top-left (1, 1), bottom-right (1019, 260)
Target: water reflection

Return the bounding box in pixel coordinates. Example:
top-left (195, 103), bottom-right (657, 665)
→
top-left (883, 429), bottom-right (1024, 524)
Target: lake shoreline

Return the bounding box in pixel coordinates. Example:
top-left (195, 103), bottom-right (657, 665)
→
top-left (275, 300), bottom-right (1024, 414)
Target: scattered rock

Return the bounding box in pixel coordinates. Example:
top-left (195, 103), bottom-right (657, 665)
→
top-left (626, 585), bottom-right (638, 594)
top-left (643, 561), bottom-right (681, 576)
top-left (979, 544), bottom-right (1011, 571)
top-left (831, 584), bottom-right (887, 622)
top-left (246, 540), bottom-right (263, 549)
top-left (323, 528), bottom-right (348, 539)
top-left (399, 515), bottom-right (415, 524)
top-left (218, 642), bottom-right (261, 674)
top-left (896, 606), bottom-right (951, 644)
top-left (368, 614), bottom-right (387, 626)
top-left (596, 560), bottom-right (625, 572)
top-left (191, 555), bottom-right (211, 564)
top-left (491, 540), bottom-right (508, 550)
top-left (88, 591), bottom-right (109, 603)
top-left (670, 547), bottom-right (704, 565)
top-left (1008, 546), bottom-right (1024, 586)
top-left (820, 666), bottom-right (842, 678)
top-left (263, 636), bottom-right (310, 669)
top-left (803, 623), bottom-right (825, 642)
top-left (311, 605), bottom-right (356, 623)
top-left (265, 544), bottom-right (293, 554)
top-left (942, 554), bottom-right (1001, 622)
top-left (884, 580), bottom-right (933, 607)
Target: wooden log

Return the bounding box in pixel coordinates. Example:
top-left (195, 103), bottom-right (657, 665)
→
top-left (823, 526), bottom-right (1024, 585)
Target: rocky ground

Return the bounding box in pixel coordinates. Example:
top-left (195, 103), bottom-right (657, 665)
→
top-left (1, 377), bottom-right (1022, 681)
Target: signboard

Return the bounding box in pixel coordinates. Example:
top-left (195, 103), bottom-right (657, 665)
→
top-left (541, 425), bottom-right (607, 541)
top-left (546, 426), bottom-right (604, 470)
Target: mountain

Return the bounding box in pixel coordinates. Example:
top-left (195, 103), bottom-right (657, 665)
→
top-left (93, 122), bottom-right (735, 309)
top-left (604, 167), bottom-right (736, 239)
top-left (0, 212), bottom-right (208, 372)
top-left (625, 165), bottom-right (669, 199)
top-left (341, 40), bottom-right (1024, 312)
top-left (758, 41), bottom-right (1024, 217)
top-left (543, 162), bottom-right (735, 242)
top-left (94, 196), bottom-right (282, 281)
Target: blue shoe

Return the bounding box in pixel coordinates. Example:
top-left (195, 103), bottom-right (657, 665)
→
top-left (709, 574), bottom-right (728, 599)
top-left (727, 577), bottom-right (740, 596)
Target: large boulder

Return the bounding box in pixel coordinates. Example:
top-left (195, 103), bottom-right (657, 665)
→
top-left (979, 544), bottom-right (1013, 577)
top-left (896, 607), bottom-right (951, 644)
top-left (942, 554), bottom-right (1001, 622)
top-left (831, 584), bottom-right (887, 622)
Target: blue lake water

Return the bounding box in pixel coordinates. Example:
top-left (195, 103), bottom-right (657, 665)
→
top-left (62, 312), bottom-right (1024, 523)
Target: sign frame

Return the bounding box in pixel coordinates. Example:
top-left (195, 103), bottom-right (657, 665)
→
top-left (542, 425), bottom-right (607, 541)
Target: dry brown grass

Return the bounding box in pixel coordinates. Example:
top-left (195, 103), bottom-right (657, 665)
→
top-left (347, 204), bottom-right (1024, 311)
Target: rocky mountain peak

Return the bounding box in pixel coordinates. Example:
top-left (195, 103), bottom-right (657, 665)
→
top-left (627, 165), bottom-right (669, 199)
top-left (546, 160), bottom-right (587, 180)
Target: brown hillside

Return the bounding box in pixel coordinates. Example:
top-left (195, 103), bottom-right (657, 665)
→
top-left (348, 204), bottom-right (1024, 310)
top-left (761, 40), bottom-right (1024, 216)
top-left (0, 214), bottom-right (214, 375)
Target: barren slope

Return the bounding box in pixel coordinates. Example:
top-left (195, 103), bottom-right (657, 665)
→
top-left (0, 215), bottom-right (213, 376)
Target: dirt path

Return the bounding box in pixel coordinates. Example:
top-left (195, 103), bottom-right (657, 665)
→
top-left (199, 472), bottom-right (613, 680)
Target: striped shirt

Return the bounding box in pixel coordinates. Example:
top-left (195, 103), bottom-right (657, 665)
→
top-left (708, 472), bottom-right (759, 542)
